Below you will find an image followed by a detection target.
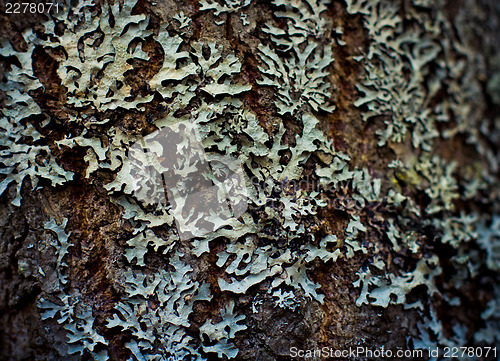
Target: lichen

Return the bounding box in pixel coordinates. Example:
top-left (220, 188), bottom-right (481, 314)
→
top-left (199, 0), bottom-right (251, 17)
top-left (1, 0), bottom-right (498, 357)
top-left (346, 0), bottom-right (500, 352)
top-left (0, 52), bottom-right (74, 205)
top-left (38, 217), bottom-right (108, 359)
top-left (107, 255), bottom-right (212, 360)
top-left (199, 301), bottom-right (247, 358)
top-left (39, 293), bottom-right (108, 359)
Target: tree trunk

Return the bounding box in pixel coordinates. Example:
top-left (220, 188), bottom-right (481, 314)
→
top-left (1, 0), bottom-right (499, 360)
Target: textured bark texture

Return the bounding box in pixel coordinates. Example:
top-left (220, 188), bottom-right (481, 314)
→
top-left (0, 0), bottom-right (499, 360)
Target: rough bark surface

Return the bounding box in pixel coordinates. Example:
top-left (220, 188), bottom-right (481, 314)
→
top-left (0, 0), bottom-right (499, 360)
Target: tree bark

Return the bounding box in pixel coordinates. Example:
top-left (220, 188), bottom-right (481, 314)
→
top-left (0, 0), bottom-right (499, 360)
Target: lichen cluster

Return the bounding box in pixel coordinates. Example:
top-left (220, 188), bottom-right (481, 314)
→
top-left (346, 0), bottom-right (500, 350)
top-left (0, 0), bottom-right (499, 359)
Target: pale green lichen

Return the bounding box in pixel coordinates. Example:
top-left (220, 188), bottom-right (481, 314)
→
top-left (354, 255), bottom-right (441, 308)
top-left (199, 0), bottom-right (251, 18)
top-left (257, 0), bottom-right (335, 115)
top-left (107, 255), bottom-right (213, 360)
top-left (38, 217), bottom-right (108, 359)
top-left (0, 56), bottom-right (73, 205)
top-left (347, 0), bottom-right (500, 352)
top-left (39, 293), bottom-right (108, 359)
top-left (1, 0), bottom-right (498, 357)
top-left (199, 301), bottom-right (247, 358)
top-left (476, 215), bottom-right (500, 272)
top-left (52, 0), bottom-right (154, 110)
top-left (272, 289), bottom-right (301, 311)
top-left (475, 284), bottom-right (500, 345)
top-left (43, 218), bottom-right (73, 284)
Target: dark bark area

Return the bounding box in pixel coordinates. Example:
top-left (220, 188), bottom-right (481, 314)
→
top-left (0, 0), bottom-right (499, 360)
